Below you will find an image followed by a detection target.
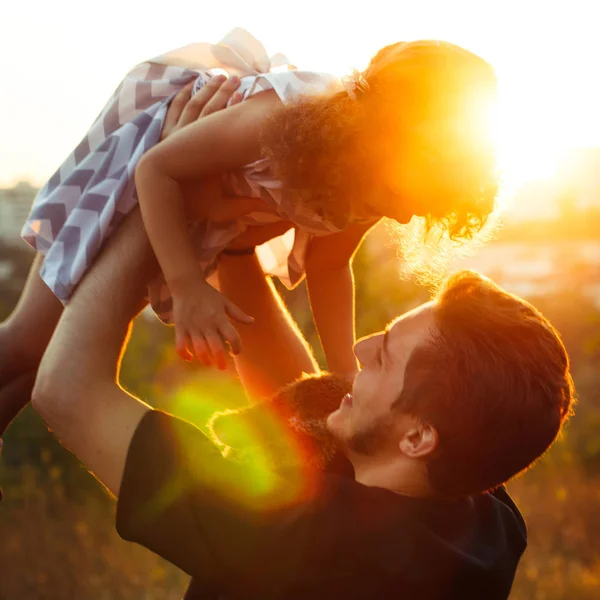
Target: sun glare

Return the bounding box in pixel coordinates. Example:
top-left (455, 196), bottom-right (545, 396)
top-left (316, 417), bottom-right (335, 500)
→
top-left (493, 108), bottom-right (566, 194)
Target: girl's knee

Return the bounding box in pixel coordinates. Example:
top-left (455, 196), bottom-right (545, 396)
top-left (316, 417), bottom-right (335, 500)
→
top-left (0, 324), bottom-right (35, 376)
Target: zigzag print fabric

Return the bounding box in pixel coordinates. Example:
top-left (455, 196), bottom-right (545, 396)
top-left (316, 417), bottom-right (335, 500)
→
top-left (21, 30), bottom-right (343, 323)
top-left (22, 63), bottom-right (201, 304)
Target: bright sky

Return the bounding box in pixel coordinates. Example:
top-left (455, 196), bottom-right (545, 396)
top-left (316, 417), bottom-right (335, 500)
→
top-left (1, 0), bottom-right (599, 192)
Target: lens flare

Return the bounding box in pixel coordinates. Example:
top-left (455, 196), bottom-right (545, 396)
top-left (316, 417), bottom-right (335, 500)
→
top-left (165, 376), bottom-right (318, 512)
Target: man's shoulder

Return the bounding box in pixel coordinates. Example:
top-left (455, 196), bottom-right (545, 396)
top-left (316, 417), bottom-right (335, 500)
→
top-left (485, 486), bottom-right (528, 547)
top-left (297, 481), bottom-right (528, 599)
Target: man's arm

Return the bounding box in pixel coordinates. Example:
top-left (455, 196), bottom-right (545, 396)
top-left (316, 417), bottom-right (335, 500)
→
top-left (31, 202), bottom-right (156, 496)
top-left (30, 76), bottom-right (244, 497)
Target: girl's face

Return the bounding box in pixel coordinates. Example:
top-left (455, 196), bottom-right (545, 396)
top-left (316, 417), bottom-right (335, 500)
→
top-left (358, 185), bottom-right (418, 224)
top-left (355, 42), bottom-right (498, 228)
top-left (359, 147), bottom-right (440, 224)
top-left (360, 114), bottom-right (494, 227)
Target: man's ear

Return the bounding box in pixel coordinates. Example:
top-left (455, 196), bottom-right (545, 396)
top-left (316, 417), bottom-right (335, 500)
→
top-left (399, 422), bottom-right (438, 458)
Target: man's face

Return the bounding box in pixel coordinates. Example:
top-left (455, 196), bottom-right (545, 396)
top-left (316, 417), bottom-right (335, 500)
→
top-left (327, 302), bottom-right (436, 455)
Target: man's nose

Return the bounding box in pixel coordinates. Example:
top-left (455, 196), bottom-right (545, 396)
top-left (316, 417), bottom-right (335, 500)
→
top-left (353, 337), bottom-right (370, 368)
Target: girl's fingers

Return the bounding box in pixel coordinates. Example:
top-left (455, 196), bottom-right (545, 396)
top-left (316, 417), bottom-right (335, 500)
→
top-left (163, 75), bottom-right (241, 139)
top-left (199, 75), bottom-right (240, 117)
top-left (218, 320), bottom-right (242, 356)
top-left (205, 331), bottom-right (228, 370)
top-left (225, 300), bottom-right (254, 325)
top-left (175, 327), bottom-right (193, 361)
top-left (191, 336), bottom-right (213, 367)
top-left (161, 81), bottom-right (194, 140)
top-left (230, 90), bottom-right (244, 106)
top-left (177, 74), bottom-right (226, 127)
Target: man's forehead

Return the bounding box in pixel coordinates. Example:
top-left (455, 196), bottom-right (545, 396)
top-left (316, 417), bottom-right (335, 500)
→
top-left (387, 301), bottom-right (436, 347)
top-left (391, 301), bottom-right (435, 328)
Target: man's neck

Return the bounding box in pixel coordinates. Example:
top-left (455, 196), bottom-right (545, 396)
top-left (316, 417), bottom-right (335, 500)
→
top-left (350, 454), bottom-right (434, 498)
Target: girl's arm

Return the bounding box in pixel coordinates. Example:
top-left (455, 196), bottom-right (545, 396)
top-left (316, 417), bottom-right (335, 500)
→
top-left (304, 222), bottom-right (377, 378)
top-left (136, 89), bottom-right (279, 289)
top-left (135, 90), bottom-right (280, 367)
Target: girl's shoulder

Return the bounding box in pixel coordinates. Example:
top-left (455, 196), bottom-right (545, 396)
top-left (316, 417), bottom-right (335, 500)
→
top-left (236, 71), bottom-right (342, 105)
top-left (151, 27), bottom-right (342, 106)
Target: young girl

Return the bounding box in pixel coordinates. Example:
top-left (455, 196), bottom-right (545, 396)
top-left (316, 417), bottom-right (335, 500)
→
top-left (0, 28), bottom-right (498, 442)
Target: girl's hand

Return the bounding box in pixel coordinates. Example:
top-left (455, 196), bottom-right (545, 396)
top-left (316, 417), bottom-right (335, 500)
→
top-left (161, 75), bottom-right (243, 141)
top-left (159, 73), bottom-right (252, 368)
top-left (161, 76), bottom-right (267, 224)
top-left (172, 279), bottom-right (254, 369)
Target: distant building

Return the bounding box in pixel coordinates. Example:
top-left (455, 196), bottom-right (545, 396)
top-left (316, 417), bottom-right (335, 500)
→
top-left (365, 224), bottom-right (600, 308)
top-left (0, 181), bottom-right (38, 247)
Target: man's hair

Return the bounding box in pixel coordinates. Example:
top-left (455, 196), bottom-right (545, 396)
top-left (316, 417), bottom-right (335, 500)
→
top-left (395, 270), bottom-right (575, 497)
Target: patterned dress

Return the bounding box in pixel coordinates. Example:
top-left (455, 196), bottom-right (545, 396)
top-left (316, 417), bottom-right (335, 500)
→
top-left (21, 28), bottom-right (347, 322)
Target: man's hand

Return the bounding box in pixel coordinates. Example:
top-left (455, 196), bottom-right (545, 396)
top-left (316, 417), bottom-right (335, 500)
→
top-left (161, 74), bottom-right (243, 141)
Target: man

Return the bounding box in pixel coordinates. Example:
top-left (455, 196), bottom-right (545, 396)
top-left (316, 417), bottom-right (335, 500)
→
top-left (30, 84), bottom-right (574, 599)
top-left (31, 266), bottom-right (574, 599)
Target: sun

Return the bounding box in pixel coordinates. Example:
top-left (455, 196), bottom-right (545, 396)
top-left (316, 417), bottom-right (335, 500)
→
top-left (493, 112), bottom-right (566, 193)
top-left (487, 81), bottom-right (579, 213)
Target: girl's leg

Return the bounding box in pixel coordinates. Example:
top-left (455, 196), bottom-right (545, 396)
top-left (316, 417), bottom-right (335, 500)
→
top-left (0, 254), bottom-right (64, 433)
top-left (217, 252), bottom-right (319, 401)
top-left (0, 372), bottom-right (37, 433)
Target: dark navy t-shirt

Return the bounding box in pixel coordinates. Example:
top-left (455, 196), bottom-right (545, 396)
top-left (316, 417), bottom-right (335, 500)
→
top-left (116, 410), bottom-right (527, 599)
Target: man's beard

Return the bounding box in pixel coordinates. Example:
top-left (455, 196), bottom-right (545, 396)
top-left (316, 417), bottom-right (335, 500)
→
top-left (344, 414), bottom-right (395, 456)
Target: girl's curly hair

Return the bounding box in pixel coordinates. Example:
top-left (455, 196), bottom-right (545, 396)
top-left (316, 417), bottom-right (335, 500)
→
top-left (261, 41), bottom-right (500, 279)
